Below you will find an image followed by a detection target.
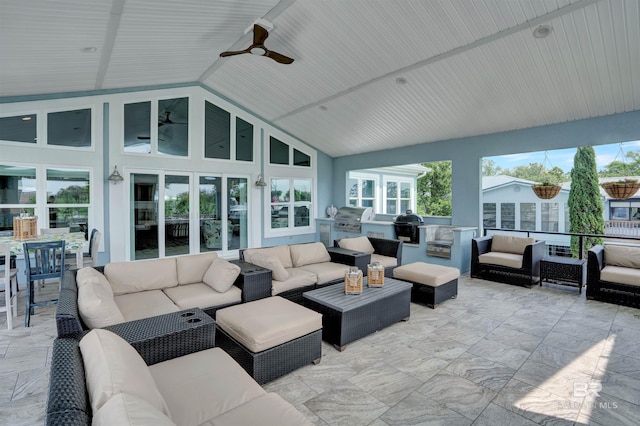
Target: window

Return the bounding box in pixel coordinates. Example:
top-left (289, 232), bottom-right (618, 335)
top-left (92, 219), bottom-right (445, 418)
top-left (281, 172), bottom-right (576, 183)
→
top-left (124, 101), bottom-right (151, 154)
top-left (0, 114), bottom-right (37, 144)
top-left (269, 178), bottom-right (312, 231)
top-left (46, 168), bottom-right (90, 232)
top-left (348, 176), bottom-right (376, 208)
top-left (0, 165), bottom-right (36, 231)
top-left (385, 180), bottom-right (412, 214)
top-left (564, 203), bottom-right (570, 233)
top-left (48, 109), bottom-right (92, 147)
top-left (483, 203), bottom-right (496, 228)
top-left (269, 136), bottom-right (311, 167)
top-left (204, 101), bottom-right (230, 159)
top-left (520, 203), bottom-right (536, 231)
top-left (235, 117), bottom-right (253, 162)
top-left (542, 203), bottom-right (559, 232)
top-left (501, 203), bottom-right (515, 229)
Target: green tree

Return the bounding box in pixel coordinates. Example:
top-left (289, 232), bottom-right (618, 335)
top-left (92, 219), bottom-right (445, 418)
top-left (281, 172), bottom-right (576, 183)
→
top-left (482, 159), bottom-right (503, 176)
top-left (503, 163), bottom-right (567, 183)
top-left (568, 146), bottom-right (604, 257)
top-left (417, 161), bottom-right (452, 216)
top-left (599, 149), bottom-right (640, 177)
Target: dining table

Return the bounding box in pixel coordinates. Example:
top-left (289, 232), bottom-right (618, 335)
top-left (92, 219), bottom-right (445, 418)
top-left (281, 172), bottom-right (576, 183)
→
top-left (0, 231), bottom-right (88, 268)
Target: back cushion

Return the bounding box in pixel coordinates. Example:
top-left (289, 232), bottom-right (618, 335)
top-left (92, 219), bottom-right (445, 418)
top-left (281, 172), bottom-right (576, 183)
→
top-left (605, 245), bottom-right (640, 269)
top-left (491, 234), bottom-right (535, 255)
top-left (76, 267), bottom-right (111, 289)
top-left (338, 236), bottom-right (375, 254)
top-left (243, 245), bottom-right (293, 268)
top-left (104, 258), bottom-right (178, 295)
top-left (79, 329), bottom-right (170, 416)
top-left (290, 242), bottom-right (331, 267)
top-left (176, 252), bottom-right (218, 285)
top-left (78, 276), bottom-right (125, 329)
top-left (92, 393), bottom-right (175, 426)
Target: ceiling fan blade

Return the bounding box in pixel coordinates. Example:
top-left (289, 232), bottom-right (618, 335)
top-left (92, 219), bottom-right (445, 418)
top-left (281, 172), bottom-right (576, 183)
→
top-left (137, 136), bottom-right (151, 140)
top-left (220, 49), bottom-right (250, 58)
top-left (265, 50), bottom-right (294, 64)
top-left (253, 24), bottom-right (269, 45)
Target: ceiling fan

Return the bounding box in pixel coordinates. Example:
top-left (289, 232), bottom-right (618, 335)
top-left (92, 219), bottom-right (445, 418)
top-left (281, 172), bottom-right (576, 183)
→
top-left (158, 111), bottom-right (186, 127)
top-left (220, 22), bottom-right (294, 64)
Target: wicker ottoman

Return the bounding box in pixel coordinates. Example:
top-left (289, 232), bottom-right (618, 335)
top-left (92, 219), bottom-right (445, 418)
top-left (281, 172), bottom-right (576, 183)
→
top-left (393, 262), bottom-right (459, 308)
top-left (215, 296), bottom-right (322, 384)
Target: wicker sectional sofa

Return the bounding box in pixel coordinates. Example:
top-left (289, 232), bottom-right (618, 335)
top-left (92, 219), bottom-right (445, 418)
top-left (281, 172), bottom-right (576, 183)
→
top-left (46, 329), bottom-right (311, 425)
top-left (56, 252), bottom-right (272, 337)
top-left (587, 244), bottom-right (640, 308)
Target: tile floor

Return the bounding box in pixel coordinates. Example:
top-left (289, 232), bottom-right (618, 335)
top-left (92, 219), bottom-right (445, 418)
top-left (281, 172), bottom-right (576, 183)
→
top-left (2, 275), bottom-right (640, 425)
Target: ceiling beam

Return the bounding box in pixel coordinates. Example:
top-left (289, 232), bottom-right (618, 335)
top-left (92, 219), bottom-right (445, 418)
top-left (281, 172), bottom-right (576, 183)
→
top-left (95, 0), bottom-right (126, 90)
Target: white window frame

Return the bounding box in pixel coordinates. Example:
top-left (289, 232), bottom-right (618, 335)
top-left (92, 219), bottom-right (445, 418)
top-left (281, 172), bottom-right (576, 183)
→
top-left (347, 172), bottom-right (378, 210)
top-left (382, 176), bottom-right (414, 215)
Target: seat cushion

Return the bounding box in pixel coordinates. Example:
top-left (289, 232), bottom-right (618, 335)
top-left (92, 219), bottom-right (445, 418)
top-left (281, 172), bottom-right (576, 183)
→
top-left (78, 276), bottom-right (125, 328)
top-left (478, 252), bottom-right (524, 269)
top-left (289, 242), bottom-right (331, 267)
top-left (247, 252), bottom-right (289, 281)
top-left (92, 393), bottom-right (175, 426)
top-left (601, 265), bottom-right (640, 286)
top-left (271, 268), bottom-right (317, 296)
top-left (149, 347), bottom-right (265, 426)
top-left (338, 236), bottom-right (375, 254)
top-left (604, 245), bottom-right (640, 269)
top-left (243, 246), bottom-right (293, 269)
top-left (393, 262), bottom-right (460, 287)
top-left (163, 283), bottom-right (241, 310)
top-left (104, 258), bottom-right (178, 295)
top-left (211, 393), bottom-right (312, 426)
top-left (176, 252), bottom-right (218, 285)
top-left (79, 329), bottom-right (170, 416)
top-left (370, 254), bottom-right (398, 268)
top-left (298, 262), bottom-right (348, 284)
top-left (202, 258), bottom-right (241, 293)
top-left (491, 234), bottom-right (534, 255)
top-left (114, 290), bottom-right (180, 322)
top-left (216, 296), bottom-right (322, 352)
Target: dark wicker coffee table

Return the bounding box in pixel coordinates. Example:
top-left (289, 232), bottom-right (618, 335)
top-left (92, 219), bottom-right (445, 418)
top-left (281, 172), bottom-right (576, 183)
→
top-left (303, 278), bottom-right (411, 351)
top-left (540, 256), bottom-right (587, 293)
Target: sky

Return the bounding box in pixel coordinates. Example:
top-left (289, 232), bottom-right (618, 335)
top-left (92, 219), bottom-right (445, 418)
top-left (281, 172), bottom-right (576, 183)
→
top-left (485, 139), bottom-right (640, 173)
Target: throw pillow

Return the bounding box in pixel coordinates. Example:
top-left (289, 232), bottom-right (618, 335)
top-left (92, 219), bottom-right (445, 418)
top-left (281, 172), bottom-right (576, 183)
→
top-left (79, 329), bottom-right (171, 416)
top-left (92, 393), bottom-right (176, 426)
top-left (202, 258), bottom-right (241, 293)
top-left (249, 253), bottom-right (289, 281)
top-left (78, 276), bottom-right (125, 329)
top-left (338, 236), bottom-right (375, 254)
top-left (76, 266), bottom-right (111, 289)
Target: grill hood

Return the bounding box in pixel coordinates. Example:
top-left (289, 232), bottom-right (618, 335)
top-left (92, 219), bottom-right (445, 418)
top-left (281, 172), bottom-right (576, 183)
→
top-left (334, 206), bottom-right (374, 233)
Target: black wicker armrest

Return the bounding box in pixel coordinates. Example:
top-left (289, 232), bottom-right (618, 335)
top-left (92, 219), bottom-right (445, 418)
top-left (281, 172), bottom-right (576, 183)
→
top-left (523, 240), bottom-right (546, 271)
top-left (472, 236), bottom-right (492, 256)
top-left (327, 247), bottom-right (371, 272)
top-left (103, 308), bottom-right (216, 365)
top-left (229, 259), bottom-right (273, 302)
top-left (587, 245), bottom-right (604, 283)
top-left (368, 237), bottom-right (403, 263)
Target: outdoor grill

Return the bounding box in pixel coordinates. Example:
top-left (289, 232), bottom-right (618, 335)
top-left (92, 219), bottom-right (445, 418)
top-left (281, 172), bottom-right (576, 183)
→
top-left (393, 210), bottom-right (424, 244)
top-left (333, 206), bottom-right (374, 233)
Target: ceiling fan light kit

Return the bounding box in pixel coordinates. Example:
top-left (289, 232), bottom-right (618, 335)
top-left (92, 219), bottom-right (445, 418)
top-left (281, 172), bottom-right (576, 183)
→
top-left (220, 19), bottom-right (294, 64)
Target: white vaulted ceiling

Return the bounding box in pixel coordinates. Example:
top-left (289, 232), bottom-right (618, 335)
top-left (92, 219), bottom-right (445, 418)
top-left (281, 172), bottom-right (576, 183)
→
top-left (1, 0), bottom-right (639, 157)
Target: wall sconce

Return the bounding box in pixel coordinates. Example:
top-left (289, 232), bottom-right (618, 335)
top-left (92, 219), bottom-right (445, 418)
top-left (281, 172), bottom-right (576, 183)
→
top-left (255, 174), bottom-right (267, 188)
top-left (108, 165), bottom-right (125, 184)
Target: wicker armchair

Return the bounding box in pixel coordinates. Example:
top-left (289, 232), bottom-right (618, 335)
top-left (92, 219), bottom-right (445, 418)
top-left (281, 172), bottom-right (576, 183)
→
top-left (334, 236), bottom-right (403, 277)
top-left (587, 245), bottom-right (640, 308)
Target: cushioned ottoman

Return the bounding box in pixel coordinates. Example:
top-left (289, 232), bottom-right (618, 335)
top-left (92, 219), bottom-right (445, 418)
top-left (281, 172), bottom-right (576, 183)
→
top-left (393, 262), bottom-right (459, 308)
top-left (215, 296), bottom-right (322, 384)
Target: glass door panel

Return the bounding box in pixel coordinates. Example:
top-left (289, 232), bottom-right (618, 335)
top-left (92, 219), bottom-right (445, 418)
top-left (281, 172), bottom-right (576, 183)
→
top-left (228, 177), bottom-right (247, 250)
top-left (131, 174), bottom-right (159, 260)
top-left (199, 176), bottom-right (222, 252)
top-left (164, 175), bottom-right (190, 256)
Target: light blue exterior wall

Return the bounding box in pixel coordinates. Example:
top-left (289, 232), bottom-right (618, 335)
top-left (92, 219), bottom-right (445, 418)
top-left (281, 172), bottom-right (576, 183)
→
top-left (332, 110), bottom-right (640, 231)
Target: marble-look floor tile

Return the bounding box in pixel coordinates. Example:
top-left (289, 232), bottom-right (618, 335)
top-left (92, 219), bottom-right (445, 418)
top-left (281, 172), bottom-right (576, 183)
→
top-left (485, 325), bottom-right (543, 352)
top-left (349, 363), bottom-right (422, 406)
top-left (263, 373), bottom-right (318, 406)
top-left (467, 338), bottom-right (531, 370)
top-left (297, 362), bottom-right (358, 395)
top-left (473, 402), bottom-right (539, 426)
top-left (0, 346), bottom-right (49, 375)
top-left (578, 391), bottom-right (640, 426)
top-left (12, 367), bottom-right (49, 401)
top-left (0, 371), bottom-right (18, 403)
top-left (551, 320), bottom-right (610, 342)
top-left (541, 330), bottom-right (607, 358)
top-left (513, 359), bottom-right (593, 402)
top-left (500, 316), bottom-right (557, 338)
top-left (427, 322), bottom-right (487, 346)
top-left (595, 369), bottom-right (640, 406)
top-left (528, 344), bottom-right (600, 376)
top-left (445, 352), bottom-right (515, 392)
top-left (379, 392), bottom-right (471, 426)
top-left (595, 352), bottom-right (640, 380)
top-left (409, 338), bottom-right (469, 361)
top-left (416, 371), bottom-right (496, 420)
top-left (0, 390), bottom-right (47, 426)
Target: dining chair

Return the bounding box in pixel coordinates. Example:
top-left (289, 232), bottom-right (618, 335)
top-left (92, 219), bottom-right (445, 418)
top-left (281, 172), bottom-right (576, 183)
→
top-left (0, 244), bottom-right (19, 330)
top-left (40, 227), bottom-right (70, 234)
top-left (23, 240), bottom-right (65, 327)
top-left (65, 228), bottom-right (101, 269)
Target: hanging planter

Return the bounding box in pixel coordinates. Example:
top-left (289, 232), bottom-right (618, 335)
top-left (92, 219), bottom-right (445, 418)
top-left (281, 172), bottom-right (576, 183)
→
top-left (600, 179), bottom-right (640, 200)
top-left (532, 182), bottom-right (562, 199)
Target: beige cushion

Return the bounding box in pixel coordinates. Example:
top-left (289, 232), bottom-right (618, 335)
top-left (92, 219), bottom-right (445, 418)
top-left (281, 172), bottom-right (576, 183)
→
top-left (76, 267), bottom-right (111, 289)
top-left (216, 296), bottom-right (322, 352)
top-left (243, 246), bottom-right (293, 269)
top-left (289, 242), bottom-right (331, 267)
top-left (338, 236), bottom-right (375, 254)
top-left (272, 268), bottom-right (317, 296)
top-left (370, 253), bottom-right (398, 268)
top-left (298, 262), bottom-right (348, 285)
top-left (601, 265), bottom-right (640, 286)
top-left (393, 262), bottom-right (460, 287)
top-left (79, 329), bottom-right (170, 416)
top-left (604, 245), bottom-right (640, 269)
top-left (176, 252), bottom-right (218, 285)
top-left (115, 290), bottom-right (180, 322)
top-left (478, 252), bottom-right (524, 269)
top-left (149, 347), bottom-right (265, 426)
top-left (104, 258), bottom-right (178, 295)
top-left (202, 258), bottom-right (241, 293)
top-left (211, 393), bottom-right (313, 426)
top-left (491, 234), bottom-right (535, 255)
top-left (78, 276), bottom-right (125, 328)
top-left (163, 283), bottom-right (241, 310)
top-left (248, 252), bottom-right (289, 281)
top-left (92, 393), bottom-right (175, 426)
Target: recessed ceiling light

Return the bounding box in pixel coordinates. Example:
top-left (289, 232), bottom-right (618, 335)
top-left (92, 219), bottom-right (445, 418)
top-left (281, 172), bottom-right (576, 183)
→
top-left (82, 47), bottom-right (97, 53)
top-left (395, 77), bottom-right (407, 85)
top-left (319, 105), bottom-right (327, 111)
top-left (533, 25), bottom-right (553, 38)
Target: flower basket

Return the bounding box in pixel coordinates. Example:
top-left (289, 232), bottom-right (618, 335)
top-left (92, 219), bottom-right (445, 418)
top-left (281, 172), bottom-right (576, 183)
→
top-left (600, 182), bottom-right (640, 199)
top-left (532, 184), bottom-right (561, 199)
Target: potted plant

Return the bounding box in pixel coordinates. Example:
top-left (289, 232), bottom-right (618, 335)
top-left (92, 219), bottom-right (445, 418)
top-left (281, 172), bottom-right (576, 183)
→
top-left (600, 178), bottom-right (640, 200)
top-left (532, 179), bottom-right (562, 199)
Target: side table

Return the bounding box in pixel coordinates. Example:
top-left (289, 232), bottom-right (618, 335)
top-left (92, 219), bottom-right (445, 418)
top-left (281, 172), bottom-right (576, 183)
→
top-left (326, 246), bottom-right (371, 273)
top-left (540, 256), bottom-right (587, 293)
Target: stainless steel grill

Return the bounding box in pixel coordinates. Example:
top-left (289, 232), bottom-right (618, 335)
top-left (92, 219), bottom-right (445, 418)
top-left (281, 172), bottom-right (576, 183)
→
top-left (333, 207), bottom-right (374, 233)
